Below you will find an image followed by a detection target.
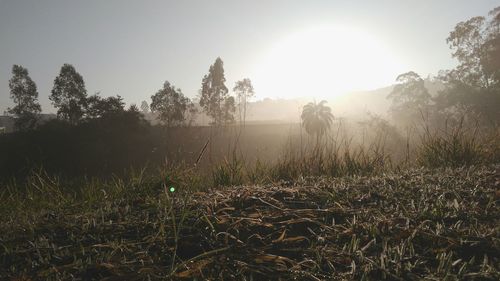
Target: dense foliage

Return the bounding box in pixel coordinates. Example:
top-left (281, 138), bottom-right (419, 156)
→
top-left (199, 57), bottom-right (236, 126)
top-left (7, 65), bottom-right (41, 131)
top-left (150, 81), bottom-right (195, 127)
top-left (0, 109), bottom-right (156, 180)
top-left (49, 64), bottom-right (88, 125)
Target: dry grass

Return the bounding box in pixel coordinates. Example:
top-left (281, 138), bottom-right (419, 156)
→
top-left (1, 165), bottom-right (499, 280)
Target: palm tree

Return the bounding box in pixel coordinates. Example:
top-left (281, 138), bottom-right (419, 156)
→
top-left (301, 100), bottom-right (334, 148)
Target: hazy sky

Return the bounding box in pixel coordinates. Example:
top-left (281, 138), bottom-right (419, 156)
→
top-left (1, 0), bottom-right (498, 113)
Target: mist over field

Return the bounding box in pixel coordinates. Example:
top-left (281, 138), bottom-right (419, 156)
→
top-left (1, 1), bottom-right (499, 280)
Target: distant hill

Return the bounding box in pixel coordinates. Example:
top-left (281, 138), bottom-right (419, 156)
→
top-left (241, 87), bottom-right (393, 123)
top-left (242, 78), bottom-right (445, 123)
top-left (1, 79), bottom-right (444, 128)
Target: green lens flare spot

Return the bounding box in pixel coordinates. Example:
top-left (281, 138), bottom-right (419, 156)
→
top-left (169, 186), bottom-right (175, 193)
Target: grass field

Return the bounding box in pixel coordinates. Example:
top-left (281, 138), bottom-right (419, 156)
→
top-left (1, 164), bottom-right (499, 280)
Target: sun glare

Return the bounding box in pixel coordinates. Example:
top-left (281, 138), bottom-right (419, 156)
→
top-left (252, 25), bottom-right (407, 100)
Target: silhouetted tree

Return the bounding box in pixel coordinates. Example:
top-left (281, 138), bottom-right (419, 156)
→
top-left (437, 6), bottom-right (500, 124)
top-left (50, 64), bottom-right (88, 125)
top-left (301, 100), bottom-right (333, 147)
top-left (150, 81), bottom-right (194, 127)
top-left (185, 102), bottom-right (198, 126)
top-left (140, 100), bottom-right (150, 114)
top-left (128, 104), bottom-right (140, 113)
top-left (199, 57), bottom-right (234, 126)
top-left (222, 96), bottom-right (236, 125)
top-left (233, 78), bottom-right (254, 126)
top-left (387, 71), bottom-right (431, 126)
top-left (484, 7), bottom-right (500, 83)
top-left (86, 93), bottom-right (125, 119)
top-left (7, 65), bottom-right (41, 131)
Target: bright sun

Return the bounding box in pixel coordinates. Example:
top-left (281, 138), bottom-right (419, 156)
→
top-left (251, 25), bottom-right (407, 100)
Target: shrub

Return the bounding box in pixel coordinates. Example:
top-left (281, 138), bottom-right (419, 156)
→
top-left (417, 121), bottom-right (482, 168)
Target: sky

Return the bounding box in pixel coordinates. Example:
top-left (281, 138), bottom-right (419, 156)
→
top-left (0, 0), bottom-right (498, 114)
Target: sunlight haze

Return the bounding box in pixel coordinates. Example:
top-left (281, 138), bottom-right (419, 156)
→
top-left (0, 0), bottom-right (498, 113)
top-left (252, 25), bottom-right (409, 99)
top-left (1, 2), bottom-right (500, 279)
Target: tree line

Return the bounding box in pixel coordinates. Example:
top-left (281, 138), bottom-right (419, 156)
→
top-left (5, 57), bottom-right (255, 131)
top-left (387, 6), bottom-right (500, 127)
top-left (0, 57), bottom-right (256, 179)
top-left (5, 6), bottom-right (499, 134)
top-left (294, 6), bottom-right (499, 148)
